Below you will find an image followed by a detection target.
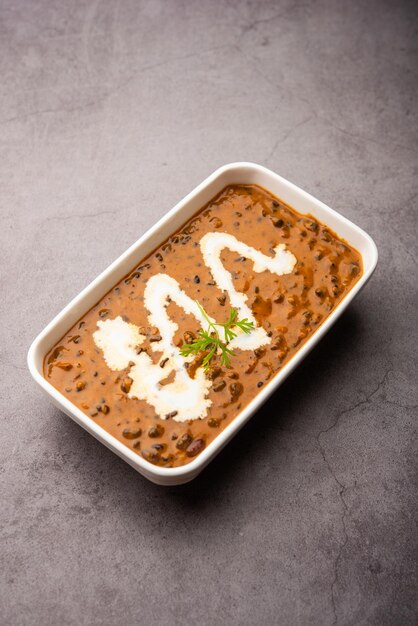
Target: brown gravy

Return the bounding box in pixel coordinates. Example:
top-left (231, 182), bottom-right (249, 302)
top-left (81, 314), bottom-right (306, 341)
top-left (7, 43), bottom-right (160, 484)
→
top-left (44, 185), bottom-right (362, 467)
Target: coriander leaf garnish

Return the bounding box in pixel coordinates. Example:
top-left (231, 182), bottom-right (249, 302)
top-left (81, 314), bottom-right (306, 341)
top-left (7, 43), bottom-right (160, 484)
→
top-left (179, 301), bottom-right (255, 372)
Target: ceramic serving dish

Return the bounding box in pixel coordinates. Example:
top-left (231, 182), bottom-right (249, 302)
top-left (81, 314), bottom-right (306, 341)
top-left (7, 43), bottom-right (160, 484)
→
top-left (27, 162), bottom-right (378, 485)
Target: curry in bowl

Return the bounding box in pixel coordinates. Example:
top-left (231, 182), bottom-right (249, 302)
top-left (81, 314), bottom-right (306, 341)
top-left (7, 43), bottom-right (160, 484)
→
top-left (44, 184), bottom-right (362, 467)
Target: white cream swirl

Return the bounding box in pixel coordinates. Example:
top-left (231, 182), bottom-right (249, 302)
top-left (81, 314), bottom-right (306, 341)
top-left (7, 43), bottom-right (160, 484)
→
top-left (93, 233), bottom-right (297, 422)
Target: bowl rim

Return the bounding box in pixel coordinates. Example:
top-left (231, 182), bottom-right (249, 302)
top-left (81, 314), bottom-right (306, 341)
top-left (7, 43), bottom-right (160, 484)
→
top-left (27, 161), bottom-right (378, 483)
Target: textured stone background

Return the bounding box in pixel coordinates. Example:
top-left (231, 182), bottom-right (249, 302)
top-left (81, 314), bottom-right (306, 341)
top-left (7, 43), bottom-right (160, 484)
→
top-left (1, 1), bottom-right (417, 625)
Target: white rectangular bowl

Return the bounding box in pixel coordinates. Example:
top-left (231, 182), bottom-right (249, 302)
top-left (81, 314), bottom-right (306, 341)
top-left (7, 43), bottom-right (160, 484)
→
top-left (27, 163), bottom-right (378, 485)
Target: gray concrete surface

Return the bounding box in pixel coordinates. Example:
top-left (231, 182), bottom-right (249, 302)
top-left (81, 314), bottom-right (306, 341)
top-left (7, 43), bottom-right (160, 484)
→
top-left (1, 1), bottom-right (417, 624)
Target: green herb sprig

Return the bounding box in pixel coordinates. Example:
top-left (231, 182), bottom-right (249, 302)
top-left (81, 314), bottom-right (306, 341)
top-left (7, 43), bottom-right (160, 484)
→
top-left (179, 301), bottom-right (254, 371)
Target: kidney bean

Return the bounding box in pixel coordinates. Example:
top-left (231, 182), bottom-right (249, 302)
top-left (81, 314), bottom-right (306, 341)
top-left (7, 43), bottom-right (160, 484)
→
top-left (122, 427), bottom-right (142, 439)
top-left (229, 382), bottom-right (243, 402)
top-left (206, 367), bottom-right (222, 380)
top-left (176, 433), bottom-right (193, 450)
top-left (148, 424), bottom-right (164, 438)
top-left (213, 380), bottom-right (226, 392)
top-left (142, 449), bottom-right (160, 464)
top-left (186, 438), bottom-right (205, 457)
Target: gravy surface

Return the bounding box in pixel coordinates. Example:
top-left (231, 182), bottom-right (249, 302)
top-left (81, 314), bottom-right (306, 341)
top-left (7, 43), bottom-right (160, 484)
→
top-left (44, 185), bottom-right (362, 467)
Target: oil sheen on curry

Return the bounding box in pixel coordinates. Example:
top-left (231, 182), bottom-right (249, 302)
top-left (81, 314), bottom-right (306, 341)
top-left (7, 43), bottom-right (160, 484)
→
top-left (44, 185), bottom-right (363, 467)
